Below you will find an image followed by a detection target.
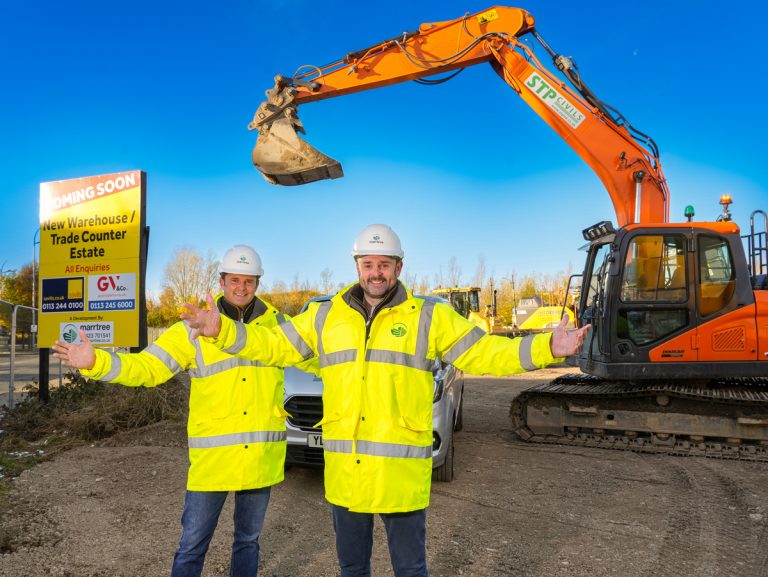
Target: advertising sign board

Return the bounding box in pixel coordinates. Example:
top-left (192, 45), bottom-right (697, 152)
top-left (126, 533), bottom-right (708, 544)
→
top-left (38, 171), bottom-right (147, 347)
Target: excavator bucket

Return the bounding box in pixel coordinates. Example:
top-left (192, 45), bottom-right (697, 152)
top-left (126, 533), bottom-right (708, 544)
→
top-left (251, 116), bottom-right (344, 186)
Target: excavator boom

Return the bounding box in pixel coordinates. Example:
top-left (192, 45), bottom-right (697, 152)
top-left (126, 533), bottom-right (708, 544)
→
top-left (249, 6), bottom-right (669, 226)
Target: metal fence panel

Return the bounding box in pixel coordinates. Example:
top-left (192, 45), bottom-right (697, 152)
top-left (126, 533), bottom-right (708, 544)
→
top-left (0, 298), bottom-right (64, 409)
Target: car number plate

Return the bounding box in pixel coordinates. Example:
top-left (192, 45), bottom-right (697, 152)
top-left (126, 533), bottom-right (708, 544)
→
top-left (308, 432), bottom-right (323, 448)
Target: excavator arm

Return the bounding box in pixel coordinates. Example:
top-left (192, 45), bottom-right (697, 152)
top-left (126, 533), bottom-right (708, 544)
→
top-left (249, 6), bottom-right (669, 226)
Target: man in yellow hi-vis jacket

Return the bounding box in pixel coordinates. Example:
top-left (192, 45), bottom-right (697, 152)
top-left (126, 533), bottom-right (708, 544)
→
top-left (53, 245), bottom-right (301, 577)
top-left (184, 224), bottom-right (589, 577)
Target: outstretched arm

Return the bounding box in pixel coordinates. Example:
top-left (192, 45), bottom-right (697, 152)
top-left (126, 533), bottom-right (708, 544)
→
top-left (550, 315), bottom-right (590, 358)
top-left (52, 331), bottom-right (96, 369)
top-left (180, 292), bottom-right (222, 339)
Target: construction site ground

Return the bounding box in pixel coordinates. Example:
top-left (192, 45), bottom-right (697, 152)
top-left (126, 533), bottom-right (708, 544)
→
top-left (1, 365), bottom-right (767, 577)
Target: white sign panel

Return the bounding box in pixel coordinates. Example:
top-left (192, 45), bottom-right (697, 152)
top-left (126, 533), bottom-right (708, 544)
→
top-left (87, 273), bottom-right (137, 312)
top-left (59, 321), bottom-right (115, 345)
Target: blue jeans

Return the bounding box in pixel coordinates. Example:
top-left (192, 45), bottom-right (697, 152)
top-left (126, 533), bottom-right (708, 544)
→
top-left (171, 487), bottom-right (271, 577)
top-left (331, 504), bottom-right (428, 577)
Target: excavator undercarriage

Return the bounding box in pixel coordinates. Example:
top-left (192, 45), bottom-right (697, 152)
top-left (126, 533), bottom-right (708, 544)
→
top-left (511, 374), bottom-right (768, 461)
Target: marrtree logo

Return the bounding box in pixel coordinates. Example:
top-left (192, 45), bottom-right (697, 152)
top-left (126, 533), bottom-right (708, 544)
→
top-left (62, 324), bottom-right (79, 343)
top-left (391, 323), bottom-right (407, 337)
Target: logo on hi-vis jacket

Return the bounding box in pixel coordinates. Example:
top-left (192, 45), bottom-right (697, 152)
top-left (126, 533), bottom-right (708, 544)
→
top-left (391, 323), bottom-right (407, 337)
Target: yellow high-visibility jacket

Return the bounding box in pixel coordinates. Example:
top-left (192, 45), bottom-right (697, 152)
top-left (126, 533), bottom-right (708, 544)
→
top-left (81, 294), bottom-right (291, 491)
top-left (211, 282), bottom-right (560, 512)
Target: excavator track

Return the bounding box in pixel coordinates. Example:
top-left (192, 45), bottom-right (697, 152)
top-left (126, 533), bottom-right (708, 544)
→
top-left (510, 374), bottom-right (768, 461)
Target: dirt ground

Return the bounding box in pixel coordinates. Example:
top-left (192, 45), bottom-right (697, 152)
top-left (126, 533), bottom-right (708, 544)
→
top-left (1, 366), bottom-right (767, 577)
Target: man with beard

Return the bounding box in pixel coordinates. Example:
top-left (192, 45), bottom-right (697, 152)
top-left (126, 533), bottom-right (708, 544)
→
top-left (182, 224), bottom-right (589, 577)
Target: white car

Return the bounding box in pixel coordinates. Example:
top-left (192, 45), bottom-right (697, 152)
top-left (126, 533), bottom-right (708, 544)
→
top-left (283, 295), bottom-right (465, 482)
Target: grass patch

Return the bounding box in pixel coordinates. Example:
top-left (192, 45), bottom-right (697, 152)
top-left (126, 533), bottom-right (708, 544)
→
top-left (0, 371), bottom-right (188, 485)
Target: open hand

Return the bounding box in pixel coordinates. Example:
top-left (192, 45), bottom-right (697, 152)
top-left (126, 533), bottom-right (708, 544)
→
top-left (180, 292), bottom-right (222, 339)
top-left (550, 315), bottom-right (590, 358)
top-left (52, 330), bottom-right (96, 369)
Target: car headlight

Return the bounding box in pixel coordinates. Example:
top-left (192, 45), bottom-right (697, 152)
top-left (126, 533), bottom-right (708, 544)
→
top-left (433, 377), bottom-right (445, 403)
top-left (432, 357), bottom-right (445, 402)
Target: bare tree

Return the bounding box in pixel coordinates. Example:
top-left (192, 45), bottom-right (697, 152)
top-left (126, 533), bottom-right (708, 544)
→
top-left (402, 272), bottom-right (430, 296)
top-left (320, 268), bottom-right (335, 295)
top-left (163, 246), bottom-right (219, 306)
top-left (447, 256), bottom-right (462, 287)
top-left (473, 255), bottom-right (487, 289)
top-left (433, 267), bottom-right (445, 290)
top-left (413, 275), bottom-right (431, 296)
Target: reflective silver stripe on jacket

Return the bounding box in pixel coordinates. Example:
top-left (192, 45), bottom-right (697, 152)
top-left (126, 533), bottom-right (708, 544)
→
top-left (188, 357), bottom-right (269, 378)
top-left (223, 321), bottom-right (248, 355)
top-left (102, 352), bottom-right (122, 381)
top-left (315, 301), bottom-right (357, 368)
top-left (183, 323), bottom-right (269, 378)
top-left (188, 430), bottom-right (287, 449)
top-left (145, 343), bottom-right (184, 376)
top-left (416, 299), bottom-right (436, 361)
top-left (357, 440), bottom-right (432, 459)
top-left (519, 334), bottom-right (538, 371)
top-left (324, 439), bottom-right (353, 454)
top-left (314, 300), bottom-right (331, 360)
top-left (364, 349), bottom-right (432, 371)
top-left (322, 349), bottom-right (357, 367)
top-left (279, 321), bottom-right (314, 360)
top-left (443, 326), bottom-right (486, 364)
top-left (276, 312), bottom-right (287, 324)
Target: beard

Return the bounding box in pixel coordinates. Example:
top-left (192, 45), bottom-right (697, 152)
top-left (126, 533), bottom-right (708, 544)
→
top-left (360, 276), bottom-right (396, 300)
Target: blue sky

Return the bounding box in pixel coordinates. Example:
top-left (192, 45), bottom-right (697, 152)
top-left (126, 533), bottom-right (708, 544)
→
top-left (3, 1), bottom-right (766, 297)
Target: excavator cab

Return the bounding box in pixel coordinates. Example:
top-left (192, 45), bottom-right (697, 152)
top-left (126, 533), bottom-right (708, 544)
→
top-left (577, 215), bottom-right (764, 380)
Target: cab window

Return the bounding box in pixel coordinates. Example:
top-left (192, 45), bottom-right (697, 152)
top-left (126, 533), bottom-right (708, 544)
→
top-left (698, 235), bottom-right (735, 317)
top-left (617, 235), bottom-right (688, 346)
top-left (620, 235), bottom-right (687, 303)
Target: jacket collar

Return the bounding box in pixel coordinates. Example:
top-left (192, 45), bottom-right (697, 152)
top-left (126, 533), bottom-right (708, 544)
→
top-left (340, 281), bottom-right (410, 320)
top-left (215, 293), bottom-right (267, 323)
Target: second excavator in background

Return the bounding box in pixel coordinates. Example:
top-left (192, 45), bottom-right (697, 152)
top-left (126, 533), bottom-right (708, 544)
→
top-left (247, 6), bottom-right (768, 459)
top-left (430, 286), bottom-right (574, 335)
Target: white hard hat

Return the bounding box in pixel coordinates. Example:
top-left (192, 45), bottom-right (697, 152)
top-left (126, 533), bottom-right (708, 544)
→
top-left (351, 224), bottom-right (404, 259)
top-left (220, 244), bottom-right (264, 276)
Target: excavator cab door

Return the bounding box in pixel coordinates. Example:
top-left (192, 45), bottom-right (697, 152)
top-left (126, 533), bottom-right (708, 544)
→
top-left (612, 230), bottom-right (697, 365)
top-left (578, 240), bottom-right (613, 360)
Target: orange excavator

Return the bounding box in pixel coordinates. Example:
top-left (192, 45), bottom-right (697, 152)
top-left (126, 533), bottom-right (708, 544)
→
top-left (248, 6), bottom-right (768, 459)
